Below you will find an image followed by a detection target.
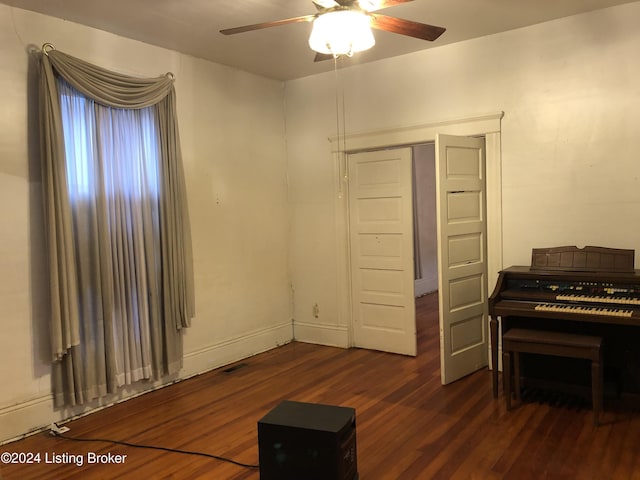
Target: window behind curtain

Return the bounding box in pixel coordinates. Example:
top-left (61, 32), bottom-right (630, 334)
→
top-left (57, 78), bottom-right (162, 388)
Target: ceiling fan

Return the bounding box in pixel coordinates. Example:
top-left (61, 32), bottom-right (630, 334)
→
top-left (220, 0), bottom-right (445, 60)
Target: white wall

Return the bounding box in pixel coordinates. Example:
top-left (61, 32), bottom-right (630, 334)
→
top-left (0, 5), bottom-right (291, 442)
top-left (285, 3), bottom-right (640, 346)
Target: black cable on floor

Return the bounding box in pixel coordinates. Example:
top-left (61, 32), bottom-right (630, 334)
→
top-left (50, 430), bottom-right (259, 469)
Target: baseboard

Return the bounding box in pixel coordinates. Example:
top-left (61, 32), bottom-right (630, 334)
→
top-left (0, 394), bottom-right (62, 445)
top-left (182, 321), bottom-right (293, 376)
top-left (0, 321), bottom-right (293, 445)
top-left (414, 278), bottom-right (437, 297)
top-left (293, 320), bottom-right (350, 348)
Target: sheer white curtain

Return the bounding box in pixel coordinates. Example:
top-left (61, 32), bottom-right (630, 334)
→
top-left (40, 48), bottom-right (194, 407)
top-left (59, 78), bottom-right (160, 392)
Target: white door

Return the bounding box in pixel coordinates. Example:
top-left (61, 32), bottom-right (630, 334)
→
top-left (348, 148), bottom-right (416, 356)
top-left (436, 134), bottom-right (489, 384)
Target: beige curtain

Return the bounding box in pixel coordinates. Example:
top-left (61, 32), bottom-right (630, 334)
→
top-left (39, 48), bottom-right (194, 407)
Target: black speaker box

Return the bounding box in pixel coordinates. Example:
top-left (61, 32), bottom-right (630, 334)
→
top-left (257, 400), bottom-right (358, 480)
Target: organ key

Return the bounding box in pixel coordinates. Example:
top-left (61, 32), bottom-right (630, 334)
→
top-left (534, 303), bottom-right (633, 318)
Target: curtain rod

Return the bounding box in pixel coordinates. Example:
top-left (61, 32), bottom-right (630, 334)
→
top-left (42, 43), bottom-right (55, 56)
top-left (40, 42), bottom-right (175, 80)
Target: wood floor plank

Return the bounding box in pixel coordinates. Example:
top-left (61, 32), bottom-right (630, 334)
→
top-left (1, 292), bottom-right (639, 479)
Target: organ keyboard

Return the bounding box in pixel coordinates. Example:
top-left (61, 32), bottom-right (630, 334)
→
top-left (488, 246), bottom-right (640, 398)
top-left (534, 303), bottom-right (633, 318)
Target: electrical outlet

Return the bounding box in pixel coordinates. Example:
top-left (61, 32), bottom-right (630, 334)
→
top-left (49, 423), bottom-right (70, 435)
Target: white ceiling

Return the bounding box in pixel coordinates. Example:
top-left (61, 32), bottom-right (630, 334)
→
top-left (2, 0), bottom-right (636, 80)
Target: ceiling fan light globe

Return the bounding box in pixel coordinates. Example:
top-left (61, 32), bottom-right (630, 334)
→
top-left (309, 10), bottom-right (375, 56)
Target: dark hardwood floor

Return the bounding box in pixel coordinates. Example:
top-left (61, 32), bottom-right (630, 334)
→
top-left (2, 292), bottom-right (639, 479)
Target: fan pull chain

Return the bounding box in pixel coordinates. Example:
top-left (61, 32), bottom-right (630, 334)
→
top-left (334, 56), bottom-right (348, 194)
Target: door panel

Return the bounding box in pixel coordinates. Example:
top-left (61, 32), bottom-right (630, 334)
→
top-left (436, 134), bottom-right (489, 384)
top-left (348, 148), bottom-right (416, 356)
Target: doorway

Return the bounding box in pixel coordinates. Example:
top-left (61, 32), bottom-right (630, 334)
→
top-left (412, 143), bottom-right (438, 298)
top-left (333, 113), bottom-right (504, 382)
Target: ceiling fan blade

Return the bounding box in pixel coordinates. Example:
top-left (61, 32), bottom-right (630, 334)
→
top-left (357, 0), bottom-right (414, 12)
top-left (312, 0), bottom-right (339, 9)
top-left (220, 14), bottom-right (316, 35)
top-left (370, 13), bottom-right (445, 41)
top-left (314, 52), bottom-right (334, 62)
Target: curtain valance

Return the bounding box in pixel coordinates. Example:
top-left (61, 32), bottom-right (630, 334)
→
top-left (44, 48), bottom-right (174, 109)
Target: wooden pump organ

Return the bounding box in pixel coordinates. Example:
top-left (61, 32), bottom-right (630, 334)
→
top-left (489, 246), bottom-right (640, 400)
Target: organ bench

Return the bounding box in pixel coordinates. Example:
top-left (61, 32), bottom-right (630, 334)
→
top-left (502, 328), bottom-right (603, 426)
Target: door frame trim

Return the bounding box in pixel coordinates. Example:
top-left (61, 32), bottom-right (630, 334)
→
top-left (331, 112), bottom-right (504, 366)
